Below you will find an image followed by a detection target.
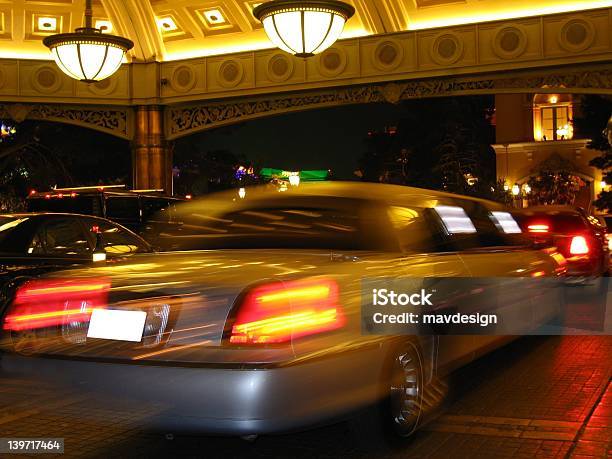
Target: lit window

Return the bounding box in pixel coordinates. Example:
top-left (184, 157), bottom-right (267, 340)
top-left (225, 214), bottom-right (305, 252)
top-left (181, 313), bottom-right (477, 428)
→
top-left (490, 211), bottom-right (522, 234)
top-left (533, 94), bottom-right (573, 142)
top-left (541, 106), bottom-right (570, 141)
top-left (434, 206), bottom-right (476, 234)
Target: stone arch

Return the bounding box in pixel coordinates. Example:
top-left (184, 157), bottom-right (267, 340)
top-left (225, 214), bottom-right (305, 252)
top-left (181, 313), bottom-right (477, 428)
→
top-left (0, 103), bottom-right (133, 140)
top-left (165, 63), bottom-right (612, 140)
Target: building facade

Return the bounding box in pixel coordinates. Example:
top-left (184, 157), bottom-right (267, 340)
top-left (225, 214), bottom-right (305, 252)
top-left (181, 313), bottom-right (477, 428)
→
top-left (493, 93), bottom-right (606, 210)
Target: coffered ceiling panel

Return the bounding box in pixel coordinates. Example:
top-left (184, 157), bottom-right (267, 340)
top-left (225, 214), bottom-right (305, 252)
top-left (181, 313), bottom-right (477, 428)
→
top-left (0, 0), bottom-right (609, 62)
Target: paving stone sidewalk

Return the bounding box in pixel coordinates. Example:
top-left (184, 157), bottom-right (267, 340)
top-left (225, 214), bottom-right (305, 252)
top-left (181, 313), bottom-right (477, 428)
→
top-left (0, 335), bottom-right (610, 458)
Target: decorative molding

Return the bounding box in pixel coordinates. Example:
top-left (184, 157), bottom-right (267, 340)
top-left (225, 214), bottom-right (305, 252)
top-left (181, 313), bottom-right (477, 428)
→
top-left (372, 39), bottom-right (404, 71)
top-left (31, 65), bottom-right (62, 94)
top-left (0, 103), bottom-right (132, 139)
top-left (0, 7), bottom-right (610, 106)
top-left (493, 26), bottom-right (528, 60)
top-left (166, 65), bottom-right (612, 139)
top-left (170, 65), bottom-right (197, 93)
top-left (430, 32), bottom-right (464, 65)
top-left (558, 17), bottom-right (596, 53)
top-left (267, 53), bottom-right (294, 83)
top-left (218, 59), bottom-right (244, 88)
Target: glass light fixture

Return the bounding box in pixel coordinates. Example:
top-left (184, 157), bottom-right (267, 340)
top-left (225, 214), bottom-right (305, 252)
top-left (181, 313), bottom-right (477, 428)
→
top-left (43, 0), bottom-right (133, 82)
top-left (253, 0), bottom-right (355, 58)
top-left (511, 184), bottom-right (520, 196)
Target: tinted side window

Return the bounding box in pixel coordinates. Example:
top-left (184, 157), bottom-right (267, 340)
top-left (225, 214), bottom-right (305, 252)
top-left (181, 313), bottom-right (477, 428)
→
top-left (0, 217), bottom-right (30, 252)
top-left (460, 201), bottom-right (531, 248)
top-left (29, 218), bottom-right (91, 256)
top-left (86, 219), bottom-right (149, 256)
top-left (425, 203), bottom-right (479, 252)
top-left (142, 198), bottom-right (171, 222)
top-left (158, 198), bottom-right (393, 251)
top-left (387, 206), bottom-right (433, 253)
top-left (105, 197), bottom-right (140, 220)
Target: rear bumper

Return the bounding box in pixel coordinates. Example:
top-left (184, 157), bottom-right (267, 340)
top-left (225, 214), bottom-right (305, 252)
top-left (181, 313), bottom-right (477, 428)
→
top-left (0, 346), bottom-right (385, 435)
top-left (565, 255), bottom-right (608, 278)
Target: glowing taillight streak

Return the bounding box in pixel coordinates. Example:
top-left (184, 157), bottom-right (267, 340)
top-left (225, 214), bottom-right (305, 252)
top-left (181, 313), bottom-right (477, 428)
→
top-left (230, 308), bottom-right (340, 344)
top-left (17, 283), bottom-right (109, 298)
top-left (229, 278), bottom-right (344, 344)
top-left (9, 307), bottom-right (93, 323)
top-left (528, 224), bottom-right (549, 233)
top-left (2, 278), bottom-right (110, 332)
top-left (258, 285), bottom-right (330, 303)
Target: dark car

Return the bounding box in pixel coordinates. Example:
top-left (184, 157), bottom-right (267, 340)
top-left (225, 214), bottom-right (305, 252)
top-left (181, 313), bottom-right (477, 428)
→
top-left (596, 215), bottom-right (612, 254)
top-left (513, 206), bottom-right (609, 282)
top-left (26, 186), bottom-right (184, 236)
top-left (0, 213), bottom-right (152, 309)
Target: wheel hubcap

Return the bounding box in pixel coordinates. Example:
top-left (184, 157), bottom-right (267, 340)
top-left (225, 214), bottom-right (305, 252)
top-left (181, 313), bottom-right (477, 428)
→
top-left (389, 346), bottom-right (422, 435)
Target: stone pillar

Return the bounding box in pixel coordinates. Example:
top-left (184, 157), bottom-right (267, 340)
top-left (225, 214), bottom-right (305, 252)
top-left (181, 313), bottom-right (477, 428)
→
top-left (131, 105), bottom-right (172, 193)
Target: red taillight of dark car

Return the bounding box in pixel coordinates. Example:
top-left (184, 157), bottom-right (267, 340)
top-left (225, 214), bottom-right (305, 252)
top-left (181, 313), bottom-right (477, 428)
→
top-left (228, 278), bottom-right (345, 344)
top-left (3, 278), bottom-right (110, 332)
top-left (527, 223), bottom-right (550, 233)
top-left (569, 235), bottom-right (590, 256)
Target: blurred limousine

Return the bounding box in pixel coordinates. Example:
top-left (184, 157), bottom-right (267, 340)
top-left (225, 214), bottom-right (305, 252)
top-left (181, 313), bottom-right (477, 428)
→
top-left (0, 183), bottom-right (567, 444)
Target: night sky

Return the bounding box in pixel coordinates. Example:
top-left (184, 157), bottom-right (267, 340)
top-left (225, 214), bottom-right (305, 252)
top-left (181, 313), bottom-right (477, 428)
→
top-left (181, 102), bottom-right (404, 180)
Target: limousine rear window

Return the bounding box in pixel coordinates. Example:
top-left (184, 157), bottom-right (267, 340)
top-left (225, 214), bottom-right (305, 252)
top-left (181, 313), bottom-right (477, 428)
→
top-left (489, 211), bottom-right (522, 234)
top-left (434, 206), bottom-right (477, 235)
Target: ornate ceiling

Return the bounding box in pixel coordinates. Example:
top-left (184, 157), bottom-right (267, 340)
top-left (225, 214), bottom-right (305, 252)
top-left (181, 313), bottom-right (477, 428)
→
top-left (0, 0), bottom-right (610, 62)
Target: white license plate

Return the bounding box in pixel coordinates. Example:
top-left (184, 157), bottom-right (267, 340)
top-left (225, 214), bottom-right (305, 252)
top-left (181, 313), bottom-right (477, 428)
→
top-left (87, 309), bottom-right (147, 342)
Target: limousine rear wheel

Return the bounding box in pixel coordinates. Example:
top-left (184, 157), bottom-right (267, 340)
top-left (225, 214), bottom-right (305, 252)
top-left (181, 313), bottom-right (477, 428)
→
top-left (348, 340), bottom-right (424, 450)
top-left (388, 341), bottom-right (424, 437)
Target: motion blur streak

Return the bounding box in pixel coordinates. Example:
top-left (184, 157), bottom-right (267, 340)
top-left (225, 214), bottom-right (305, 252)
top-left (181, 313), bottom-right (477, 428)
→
top-left (230, 278), bottom-right (345, 344)
top-left (8, 308), bottom-right (94, 326)
top-left (259, 285), bottom-right (331, 304)
top-left (3, 278), bottom-right (109, 331)
top-left (231, 309), bottom-right (341, 344)
top-left (17, 281), bottom-right (108, 297)
top-left (132, 339), bottom-right (212, 360)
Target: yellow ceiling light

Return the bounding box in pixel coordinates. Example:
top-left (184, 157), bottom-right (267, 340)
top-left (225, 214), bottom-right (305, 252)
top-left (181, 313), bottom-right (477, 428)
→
top-left (203, 9), bottom-right (226, 25)
top-left (157, 16), bottom-right (178, 32)
top-left (253, 0), bottom-right (355, 58)
top-left (37, 17), bottom-right (58, 32)
top-left (43, 0), bottom-right (133, 82)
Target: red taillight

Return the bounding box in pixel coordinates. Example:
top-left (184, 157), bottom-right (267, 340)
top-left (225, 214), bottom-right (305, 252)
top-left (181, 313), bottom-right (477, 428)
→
top-left (3, 278), bottom-right (110, 332)
top-left (528, 224), bottom-right (549, 233)
top-left (569, 235), bottom-right (589, 255)
top-left (229, 278), bottom-right (345, 344)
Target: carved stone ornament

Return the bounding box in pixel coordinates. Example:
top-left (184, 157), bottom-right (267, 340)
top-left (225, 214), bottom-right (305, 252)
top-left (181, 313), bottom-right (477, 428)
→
top-left (167, 65), bottom-right (612, 138)
top-left (0, 103), bottom-right (131, 139)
